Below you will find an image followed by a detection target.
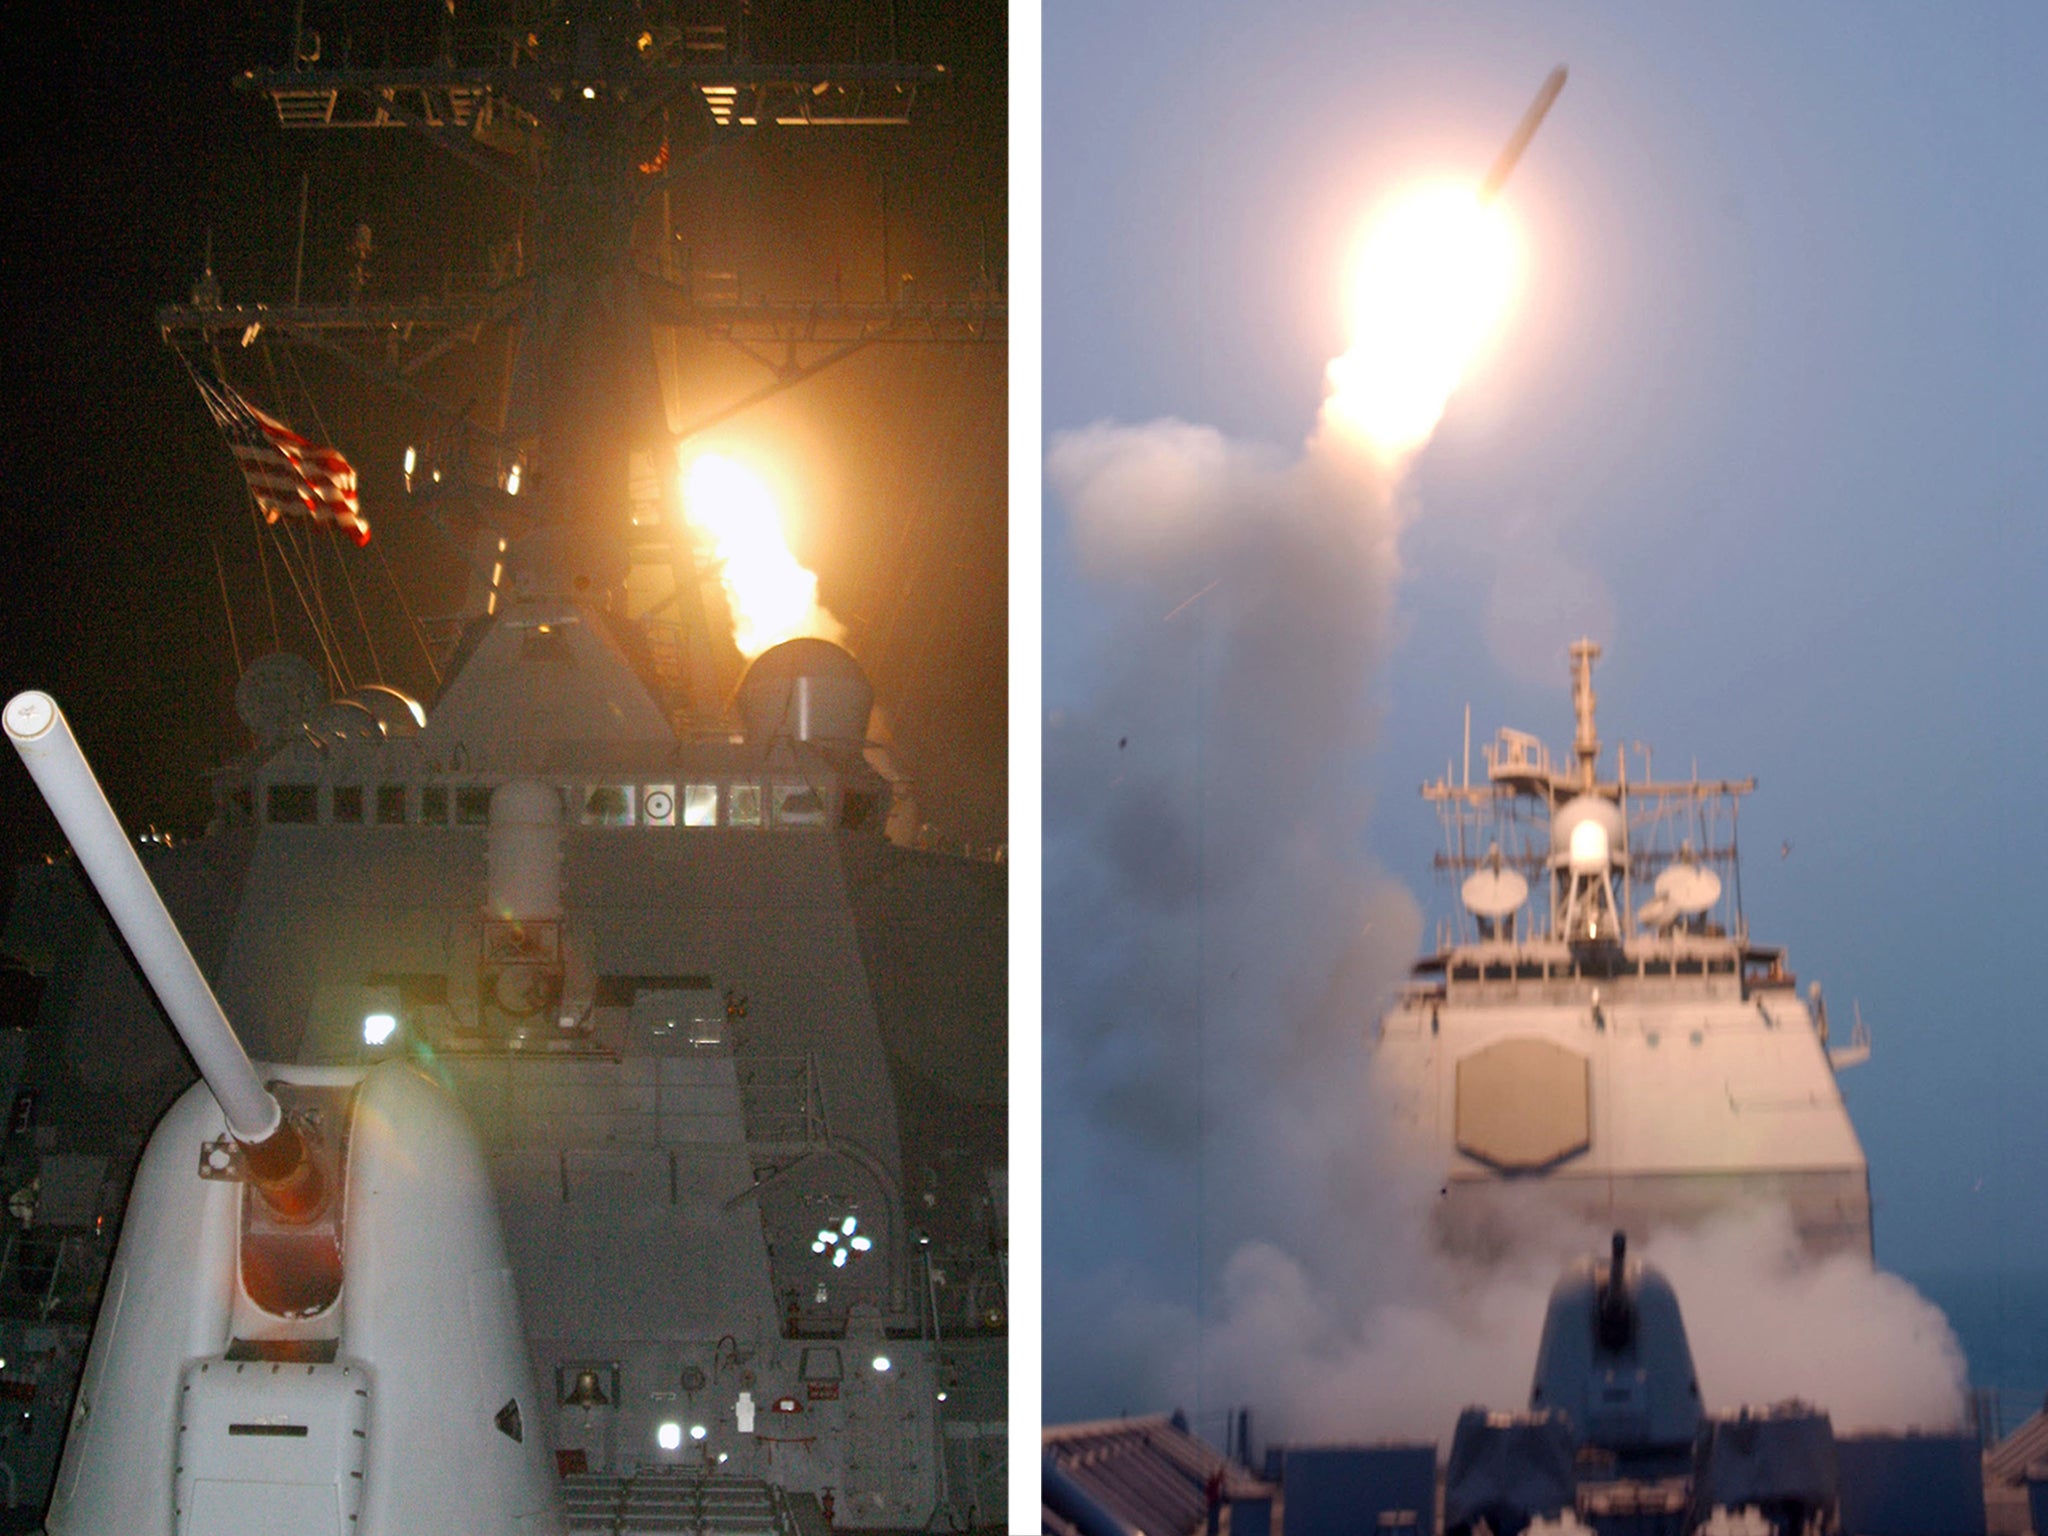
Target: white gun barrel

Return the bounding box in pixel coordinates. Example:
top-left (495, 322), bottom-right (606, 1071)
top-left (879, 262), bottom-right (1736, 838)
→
top-left (4, 690), bottom-right (282, 1145)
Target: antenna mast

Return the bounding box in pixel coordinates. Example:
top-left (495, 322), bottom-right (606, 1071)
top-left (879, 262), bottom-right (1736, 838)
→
top-left (1570, 637), bottom-right (1601, 788)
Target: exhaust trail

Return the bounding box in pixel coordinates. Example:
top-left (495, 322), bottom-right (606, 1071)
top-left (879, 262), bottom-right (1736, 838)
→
top-left (1045, 115), bottom-right (1966, 1440)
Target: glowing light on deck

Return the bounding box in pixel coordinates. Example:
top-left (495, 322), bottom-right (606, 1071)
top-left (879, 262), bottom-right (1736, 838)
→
top-left (681, 453), bottom-right (828, 658)
top-left (1323, 182), bottom-right (1521, 464)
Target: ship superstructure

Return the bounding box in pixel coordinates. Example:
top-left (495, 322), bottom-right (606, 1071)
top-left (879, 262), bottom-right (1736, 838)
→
top-left (1375, 641), bottom-right (1870, 1259)
top-left (0, 3), bottom-right (1005, 1530)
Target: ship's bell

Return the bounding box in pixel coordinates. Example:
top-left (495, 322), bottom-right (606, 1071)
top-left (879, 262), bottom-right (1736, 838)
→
top-left (565, 1369), bottom-right (609, 1408)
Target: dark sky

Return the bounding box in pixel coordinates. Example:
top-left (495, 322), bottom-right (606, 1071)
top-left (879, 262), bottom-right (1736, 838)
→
top-left (0, 0), bottom-right (1006, 877)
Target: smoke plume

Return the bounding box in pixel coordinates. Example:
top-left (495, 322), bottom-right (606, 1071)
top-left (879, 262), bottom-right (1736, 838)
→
top-left (1044, 402), bottom-right (1966, 1445)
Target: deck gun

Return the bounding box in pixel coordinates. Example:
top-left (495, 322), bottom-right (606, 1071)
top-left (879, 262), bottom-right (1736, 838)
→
top-left (5, 690), bottom-right (564, 1536)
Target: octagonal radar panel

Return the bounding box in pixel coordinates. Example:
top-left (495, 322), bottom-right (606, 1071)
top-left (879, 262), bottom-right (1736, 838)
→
top-left (1653, 862), bottom-right (1722, 917)
top-left (1462, 865), bottom-right (1529, 921)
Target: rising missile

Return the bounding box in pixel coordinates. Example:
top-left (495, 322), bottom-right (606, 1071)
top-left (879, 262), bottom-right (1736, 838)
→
top-left (1479, 65), bottom-right (1567, 201)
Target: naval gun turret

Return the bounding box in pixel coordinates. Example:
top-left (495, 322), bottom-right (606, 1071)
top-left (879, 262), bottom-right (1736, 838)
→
top-left (1445, 1235), bottom-right (1854, 1535)
top-left (4, 690), bottom-right (563, 1535)
top-left (1530, 1232), bottom-right (1703, 1457)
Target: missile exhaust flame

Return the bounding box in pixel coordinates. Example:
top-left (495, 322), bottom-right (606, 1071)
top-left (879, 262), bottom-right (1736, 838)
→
top-left (680, 451), bottom-right (841, 659)
top-left (1321, 68), bottom-right (1563, 464)
top-left (1323, 182), bottom-right (1521, 464)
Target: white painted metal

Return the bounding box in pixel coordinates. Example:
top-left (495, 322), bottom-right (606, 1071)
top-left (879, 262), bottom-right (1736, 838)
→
top-left (490, 780), bottom-right (566, 922)
top-left (1385, 648), bottom-right (1872, 1257)
top-left (43, 1061), bottom-right (564, 1535)
top-left (3, 691), bottom-right (281, 1146)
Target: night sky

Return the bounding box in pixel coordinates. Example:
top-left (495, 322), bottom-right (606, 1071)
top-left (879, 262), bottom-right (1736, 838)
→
top-left (0, 0), bottom-right (1006, 880)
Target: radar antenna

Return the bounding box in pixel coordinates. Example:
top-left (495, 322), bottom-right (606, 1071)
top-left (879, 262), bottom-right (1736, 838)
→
top-left (1570, 636), bottom-right (1601, 787)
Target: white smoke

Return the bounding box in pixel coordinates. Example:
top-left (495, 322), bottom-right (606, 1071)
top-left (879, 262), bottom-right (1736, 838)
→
top-left (1044, 384), bottom-right (1964, 1453)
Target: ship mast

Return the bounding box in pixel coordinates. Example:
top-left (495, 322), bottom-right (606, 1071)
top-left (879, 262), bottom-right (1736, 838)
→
top-left (158, 3), bottom-right (1005, 716)
top-left (1570, 636), bottom-right (1600, 788)
top-left (1422, 641), bottom-right (1757, 951)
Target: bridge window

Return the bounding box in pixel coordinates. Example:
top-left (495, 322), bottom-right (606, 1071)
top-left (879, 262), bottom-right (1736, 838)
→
top-left (421, 786), bottom-right (449, 824)
top-left (773, 785), bottom-right (826, 827)
top-left (332, 785), bottom-right (363, 824)
top-left (684, 784), bottom-right (718, 827)
top-left (376, 785), bottom-right (407, 824)
top-left (728, 784), bottom-right (762, 828)
top-left (456, 787), bottom-right (493, 826)
top-left (641, 783), bottom-right (678, 826)
top-left (584, 785), bottom-right (636, 827)
top-left (266, 784), bottom-right (317, 824)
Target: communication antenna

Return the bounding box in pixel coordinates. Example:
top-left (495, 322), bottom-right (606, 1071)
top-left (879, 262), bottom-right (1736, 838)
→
top-left (1462, 843), bottom-right (1528, 938)
top-left (1653, 862), bottom-right (1722, 917)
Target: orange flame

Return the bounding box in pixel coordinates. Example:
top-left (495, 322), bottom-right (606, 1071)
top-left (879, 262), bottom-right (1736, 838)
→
top-left (681, 452), bottom-right (839, 659)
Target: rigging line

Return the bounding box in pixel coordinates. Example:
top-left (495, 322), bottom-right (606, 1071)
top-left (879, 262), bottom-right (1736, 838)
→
top-left (249, 498), bottom-right (282, 652)
top-left (173, 345), bottom-right (282, 655)
top-left (283, 341), bottom-right (387, 690)
top-left (256, 501), bottom-right (347, 691)
top-left (324, 517), bottom-right (386, 684)
top-left (289, 517), bottom-right (355, 694)
top-left (272, 516), bottom-right (344, 693)
top-left (274, 512), bottom-right (349, 694)
top-left (371, 538), bottom-right (443, 689)
top-left (209, 538), bottom-right (245, 679)
top-left (285, 506), bottom-right (344, 689)
top-left (254, 445), bottom-right (332, 684)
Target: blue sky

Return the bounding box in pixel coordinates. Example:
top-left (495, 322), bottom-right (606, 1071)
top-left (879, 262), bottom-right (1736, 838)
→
top-left (1045, 0), bottom-right (2048, 1401)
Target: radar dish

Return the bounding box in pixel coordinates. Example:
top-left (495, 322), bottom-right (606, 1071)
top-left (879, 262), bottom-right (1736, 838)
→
top-left (311, 699), bottom-right (382, 742)
top-left (234, 653), bottom-right (326, 748)
top-left (352, 685), bottom-right (427, 738)
top-left (1653, 863), bottom-right (1722, 916)
top-left (1462, 866), bottom-right (1529, 920)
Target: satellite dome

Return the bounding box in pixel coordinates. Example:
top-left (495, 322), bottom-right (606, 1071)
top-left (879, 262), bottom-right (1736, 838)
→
top-left (350, 685), bottom-right (427, 738)
top-left (736, 638), bottom-right (874, 746)
top-left (1550, 794), bottom-right (1624, 873)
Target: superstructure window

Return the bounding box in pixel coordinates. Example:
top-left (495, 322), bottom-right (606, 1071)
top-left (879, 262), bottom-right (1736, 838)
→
top-left (772, 785), bottom-right (826, 827)
top-left (728, 783), bottom-right (762, 827)
top-left (420, 786), bottom-right (449, 824)
top-left (584, 785), bottom-right (636, 826)
top-left (683, 784), bottom-right (718, 827)
top-left (456, 787), bottom-right (493, 826)
top-left (266, 785), bottom-right (317, 824)
top-left (376, 785), bottom-right (407, 825)
top-left (331, 785), bottom-right (364, 824)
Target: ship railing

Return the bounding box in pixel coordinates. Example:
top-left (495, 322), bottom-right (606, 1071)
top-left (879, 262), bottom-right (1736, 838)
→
top-left (922, 1250), bottom-right (1007, 1337)
top-left (0, 1230), bottom-right (104, 1324)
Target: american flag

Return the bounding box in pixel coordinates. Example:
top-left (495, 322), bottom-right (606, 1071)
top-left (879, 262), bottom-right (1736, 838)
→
top-left (192, 374), bottom-right (369, 546)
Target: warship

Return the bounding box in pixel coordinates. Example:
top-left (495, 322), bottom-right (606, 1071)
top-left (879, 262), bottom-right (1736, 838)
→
top-left (1044, 643), bottom-right (2048, 1534)
top-left (0, 3), bottom-right (1005, 1531)
top-left (1374, 639), bottom-right (1870, 1260)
